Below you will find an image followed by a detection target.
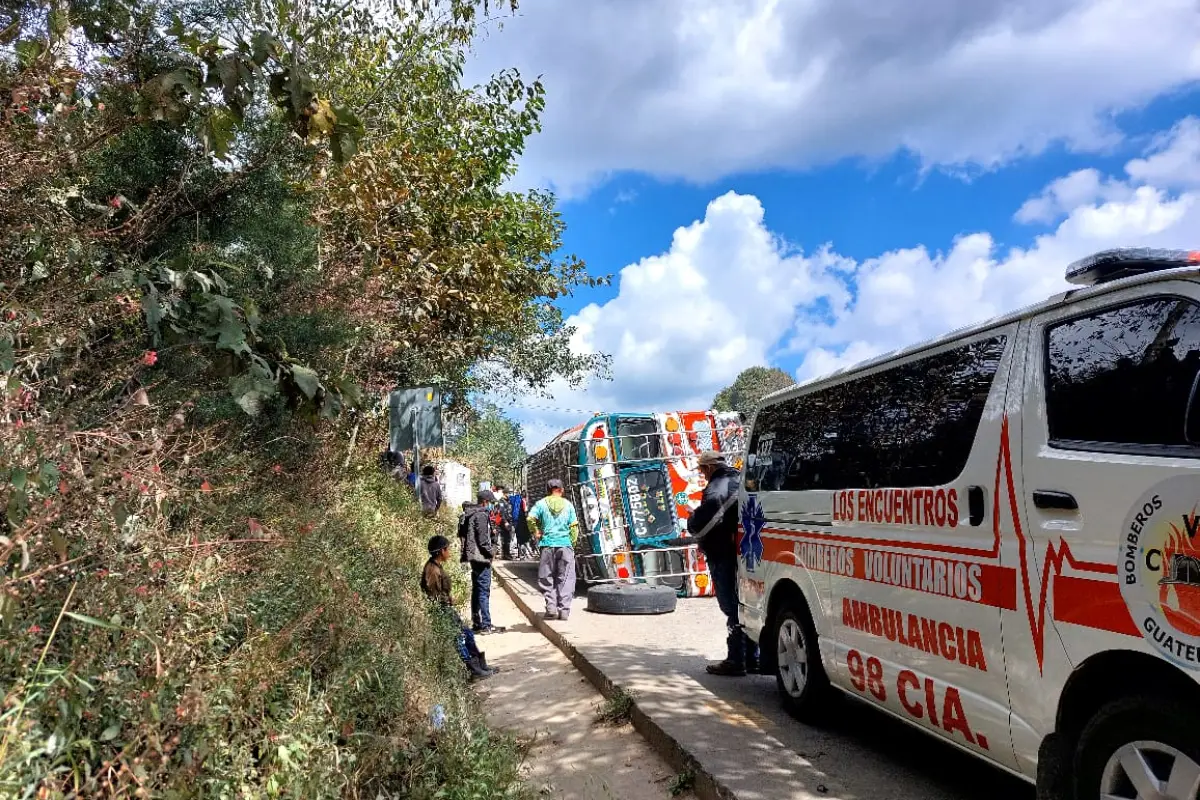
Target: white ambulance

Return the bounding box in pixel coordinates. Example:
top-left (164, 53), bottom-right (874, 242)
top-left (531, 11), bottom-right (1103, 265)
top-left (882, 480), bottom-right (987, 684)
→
top-left (738, 249), bottom-right (1200, 800)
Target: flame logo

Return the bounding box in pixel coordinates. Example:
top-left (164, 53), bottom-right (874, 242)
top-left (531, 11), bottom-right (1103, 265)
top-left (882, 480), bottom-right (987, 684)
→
top-left (1159, 506), bottom-right (1200, 637)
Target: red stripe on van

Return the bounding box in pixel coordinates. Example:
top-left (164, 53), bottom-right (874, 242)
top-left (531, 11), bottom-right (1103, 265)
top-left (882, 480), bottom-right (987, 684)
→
top-left (761, 537), bottom-right (1019, 610)
top-left (1053, 575), bottom-right (1139, 637)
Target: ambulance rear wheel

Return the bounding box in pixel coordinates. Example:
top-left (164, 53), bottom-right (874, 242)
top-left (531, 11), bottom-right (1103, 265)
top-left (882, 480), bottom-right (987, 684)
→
top-left (774, 607), bottom-right (831, 722)
top-left (1073, 695), bottom-right (1200, 800)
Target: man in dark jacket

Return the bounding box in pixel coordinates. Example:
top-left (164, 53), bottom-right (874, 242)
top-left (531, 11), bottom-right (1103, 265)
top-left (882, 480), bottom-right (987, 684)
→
top-left (492, 485), bottom-right (515, 559)
top-left (513, 491), bottom-right (533, 559)
top-left (417, 465), bottom-right (444, 517)
top-left (462, 489), bottom-right (504, 634)
top-left (688, 450), bottom-right (758, 676)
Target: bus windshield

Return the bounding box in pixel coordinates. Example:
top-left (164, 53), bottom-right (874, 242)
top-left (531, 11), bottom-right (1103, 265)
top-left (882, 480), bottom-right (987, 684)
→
top-left (617, 418), bottom-right (662, 463)
top-left (623, 468), bottom-right (676, 543)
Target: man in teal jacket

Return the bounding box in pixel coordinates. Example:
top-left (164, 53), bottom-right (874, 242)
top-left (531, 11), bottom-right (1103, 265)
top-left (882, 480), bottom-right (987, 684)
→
top-left (527, 479), bottom-right (579, 621)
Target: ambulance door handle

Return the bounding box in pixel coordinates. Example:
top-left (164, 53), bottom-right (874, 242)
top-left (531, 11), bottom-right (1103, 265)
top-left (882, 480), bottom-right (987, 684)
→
top-left (967, 485), bottom-right (985, 526)
top-left (1032, 490), bottom-right (1078, 511)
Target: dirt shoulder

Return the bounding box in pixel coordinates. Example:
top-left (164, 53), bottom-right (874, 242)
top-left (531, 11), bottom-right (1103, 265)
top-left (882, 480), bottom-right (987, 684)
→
top-left (477, 580), bottom-right (691, 800)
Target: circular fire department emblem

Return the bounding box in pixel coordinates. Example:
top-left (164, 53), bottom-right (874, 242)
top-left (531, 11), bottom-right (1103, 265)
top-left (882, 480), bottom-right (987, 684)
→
top-left (1119, 475), bottom-right (1200, 670)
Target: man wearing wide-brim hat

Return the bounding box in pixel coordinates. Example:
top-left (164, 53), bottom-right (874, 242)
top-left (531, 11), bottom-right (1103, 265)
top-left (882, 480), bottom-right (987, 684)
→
top-left (689, 450), bottom-right (758, 676)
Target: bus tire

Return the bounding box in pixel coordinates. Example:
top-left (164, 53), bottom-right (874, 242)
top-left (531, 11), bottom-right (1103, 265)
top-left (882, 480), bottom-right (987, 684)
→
top-left (1073, 695), bottom-right (1200, 800)
top-left (586, 583), bottom-right (678, 615)
top-left (773, 606), bottom-right (831, 722)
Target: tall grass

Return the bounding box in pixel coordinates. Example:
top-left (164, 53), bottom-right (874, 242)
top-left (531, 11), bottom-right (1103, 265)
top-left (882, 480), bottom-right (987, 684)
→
top-left (1, 461), bottom-right (530, 799)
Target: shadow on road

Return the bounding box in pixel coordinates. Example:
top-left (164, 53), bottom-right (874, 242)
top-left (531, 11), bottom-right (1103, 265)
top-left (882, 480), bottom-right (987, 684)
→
top-left (497, 559), bottom-right (1035, 800)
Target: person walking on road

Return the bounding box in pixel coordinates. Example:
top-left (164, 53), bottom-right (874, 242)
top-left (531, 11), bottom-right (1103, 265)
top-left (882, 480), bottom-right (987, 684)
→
top-left (421, 535), bottom-right (498, 680)
top-left (689, 450), bottom-right (759, 677)
top-left (491, 485), bottom-right (515, 559)
top-left (462, 489), bottom-right (505, 635)
top-left (513, 491), bottom-right (534, 559)
top-left (417, 464), bottom-right (444, 518)
top-left (527, 479), bottom-right (579, 621)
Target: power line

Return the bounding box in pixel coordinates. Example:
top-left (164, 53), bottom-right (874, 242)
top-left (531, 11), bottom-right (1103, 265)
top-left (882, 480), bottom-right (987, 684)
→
top-left (499, 399), bottom-right (608, 416)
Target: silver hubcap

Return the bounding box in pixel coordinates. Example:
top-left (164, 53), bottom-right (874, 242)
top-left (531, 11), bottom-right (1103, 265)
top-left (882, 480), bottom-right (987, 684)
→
top-left (777, 618), bottom-right (808, 698)
top-left (1101, 741), bottom-right (1200, 800)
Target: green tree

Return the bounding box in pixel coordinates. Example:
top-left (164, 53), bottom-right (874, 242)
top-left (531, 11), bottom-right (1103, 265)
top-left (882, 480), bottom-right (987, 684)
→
top-left (712, 366), bottom-right (796, 416)
top-left (0, 0), bottom-right (600, 795)
top-left (448, 405), bottom-right (526, 487)
top-left (312, 13), bottom-right (612, 406)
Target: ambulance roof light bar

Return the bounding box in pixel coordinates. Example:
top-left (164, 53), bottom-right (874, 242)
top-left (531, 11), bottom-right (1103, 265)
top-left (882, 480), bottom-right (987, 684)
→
top-left (1065, 248), bottom-right (1200, 287)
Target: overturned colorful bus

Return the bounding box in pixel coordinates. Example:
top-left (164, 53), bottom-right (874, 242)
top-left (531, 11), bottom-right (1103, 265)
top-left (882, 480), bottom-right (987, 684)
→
top-left (522, 410), bottom-right (745, 597)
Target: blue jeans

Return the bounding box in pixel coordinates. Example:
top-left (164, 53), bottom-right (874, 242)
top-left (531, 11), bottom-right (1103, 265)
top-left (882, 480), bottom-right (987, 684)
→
top-left (458, 622), bottom-right (481, 661)
top-left (470, 562), bottom-right (492, 629)
top-left (710, 558), bottom-right (758, 665)
top-left (439, 606), bottom-right (481, 662)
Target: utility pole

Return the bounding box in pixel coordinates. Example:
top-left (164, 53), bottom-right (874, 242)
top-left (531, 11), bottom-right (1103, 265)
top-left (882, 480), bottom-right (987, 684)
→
top-left (412, 405), bottom-right (421, 483)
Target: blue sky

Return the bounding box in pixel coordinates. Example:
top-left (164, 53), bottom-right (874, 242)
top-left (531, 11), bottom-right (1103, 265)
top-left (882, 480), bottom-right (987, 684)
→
top-left (467, 0), bottom-right (1200, 449)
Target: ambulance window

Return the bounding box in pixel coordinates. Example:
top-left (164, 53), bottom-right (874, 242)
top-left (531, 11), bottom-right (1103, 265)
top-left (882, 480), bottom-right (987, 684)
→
top-left (1046, 298), bottom-right (1200, 451)
top-left (747, 335), bottom-right (1007, 491)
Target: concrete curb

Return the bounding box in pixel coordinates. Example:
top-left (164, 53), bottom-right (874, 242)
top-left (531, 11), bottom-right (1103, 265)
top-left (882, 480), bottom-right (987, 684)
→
top-left (494, 565), bottom-right (739, 800)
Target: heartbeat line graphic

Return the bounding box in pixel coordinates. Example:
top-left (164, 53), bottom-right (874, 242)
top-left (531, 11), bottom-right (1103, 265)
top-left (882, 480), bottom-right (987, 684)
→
top-left (996, 416), bottom-right (1114, 672)
top-left (749, 415), bottom-right (1127, 669)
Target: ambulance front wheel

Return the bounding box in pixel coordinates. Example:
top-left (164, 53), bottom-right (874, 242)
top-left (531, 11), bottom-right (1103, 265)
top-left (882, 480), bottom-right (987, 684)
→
top-left (773, 606), bottom-right (832, 722)
top-left (1073, 694), bottom-right (1200, 800)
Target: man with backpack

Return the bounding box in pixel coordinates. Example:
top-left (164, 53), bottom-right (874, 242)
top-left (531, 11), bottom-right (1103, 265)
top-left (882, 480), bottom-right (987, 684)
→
top-left (527, 479), bottom-right (579, 621)
top-left (460, 489), bottom-right (504, 635)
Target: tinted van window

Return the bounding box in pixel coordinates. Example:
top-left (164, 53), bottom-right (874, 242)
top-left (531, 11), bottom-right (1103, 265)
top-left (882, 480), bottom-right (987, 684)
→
top-left (1046, 298), bottom-right (1200, 450)
top-left (747, 335), bottom-right (1007, 491)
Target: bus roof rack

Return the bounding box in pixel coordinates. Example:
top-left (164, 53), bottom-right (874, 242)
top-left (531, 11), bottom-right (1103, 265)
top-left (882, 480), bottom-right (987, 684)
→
top-left (1065, 248), bottom-right (1200, 287)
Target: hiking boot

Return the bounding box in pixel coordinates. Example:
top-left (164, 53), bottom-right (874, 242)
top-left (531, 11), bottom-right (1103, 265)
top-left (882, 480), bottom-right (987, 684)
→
top-left (478, 652), bottom-right (499, 673)
top-left (705, 660), bottom-right (747, 677)
top-left (558, 611), bottom-right (570, 621)
top-left (466, 656), bottom-right (497, 681)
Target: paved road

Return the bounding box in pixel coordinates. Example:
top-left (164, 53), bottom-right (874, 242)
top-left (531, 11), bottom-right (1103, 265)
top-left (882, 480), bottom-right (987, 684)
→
top-left (498, 560), bottom-right (1035, 800)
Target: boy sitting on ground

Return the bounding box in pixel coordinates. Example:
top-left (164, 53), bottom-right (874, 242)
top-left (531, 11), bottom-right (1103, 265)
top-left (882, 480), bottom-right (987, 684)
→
top-left (421, 534), bottom-right (498, 681)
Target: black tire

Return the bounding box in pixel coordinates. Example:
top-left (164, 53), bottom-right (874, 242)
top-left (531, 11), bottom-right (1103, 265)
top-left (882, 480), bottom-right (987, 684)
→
top-left (586, 583), bottom-right (678, 615)
top-left (772, 606), bottom-right (832, 722)
top-left (1073, 695), bottom-right (1200, 800)
top-left (1035, 733), bottom-right (1069, 800)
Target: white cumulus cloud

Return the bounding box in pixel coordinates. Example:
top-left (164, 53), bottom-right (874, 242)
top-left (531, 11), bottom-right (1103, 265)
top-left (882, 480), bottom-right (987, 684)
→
top-left (1125, 116), bottom-right (1200, 189)
top-left (510, 117), bottom-right (1200, 450)
top-left (470, 0), bottom-right (1200, 197)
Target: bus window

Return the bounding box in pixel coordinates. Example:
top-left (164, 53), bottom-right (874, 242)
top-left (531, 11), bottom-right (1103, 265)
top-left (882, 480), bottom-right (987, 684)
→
top-left (617, 418), bottom-right (662, 463)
